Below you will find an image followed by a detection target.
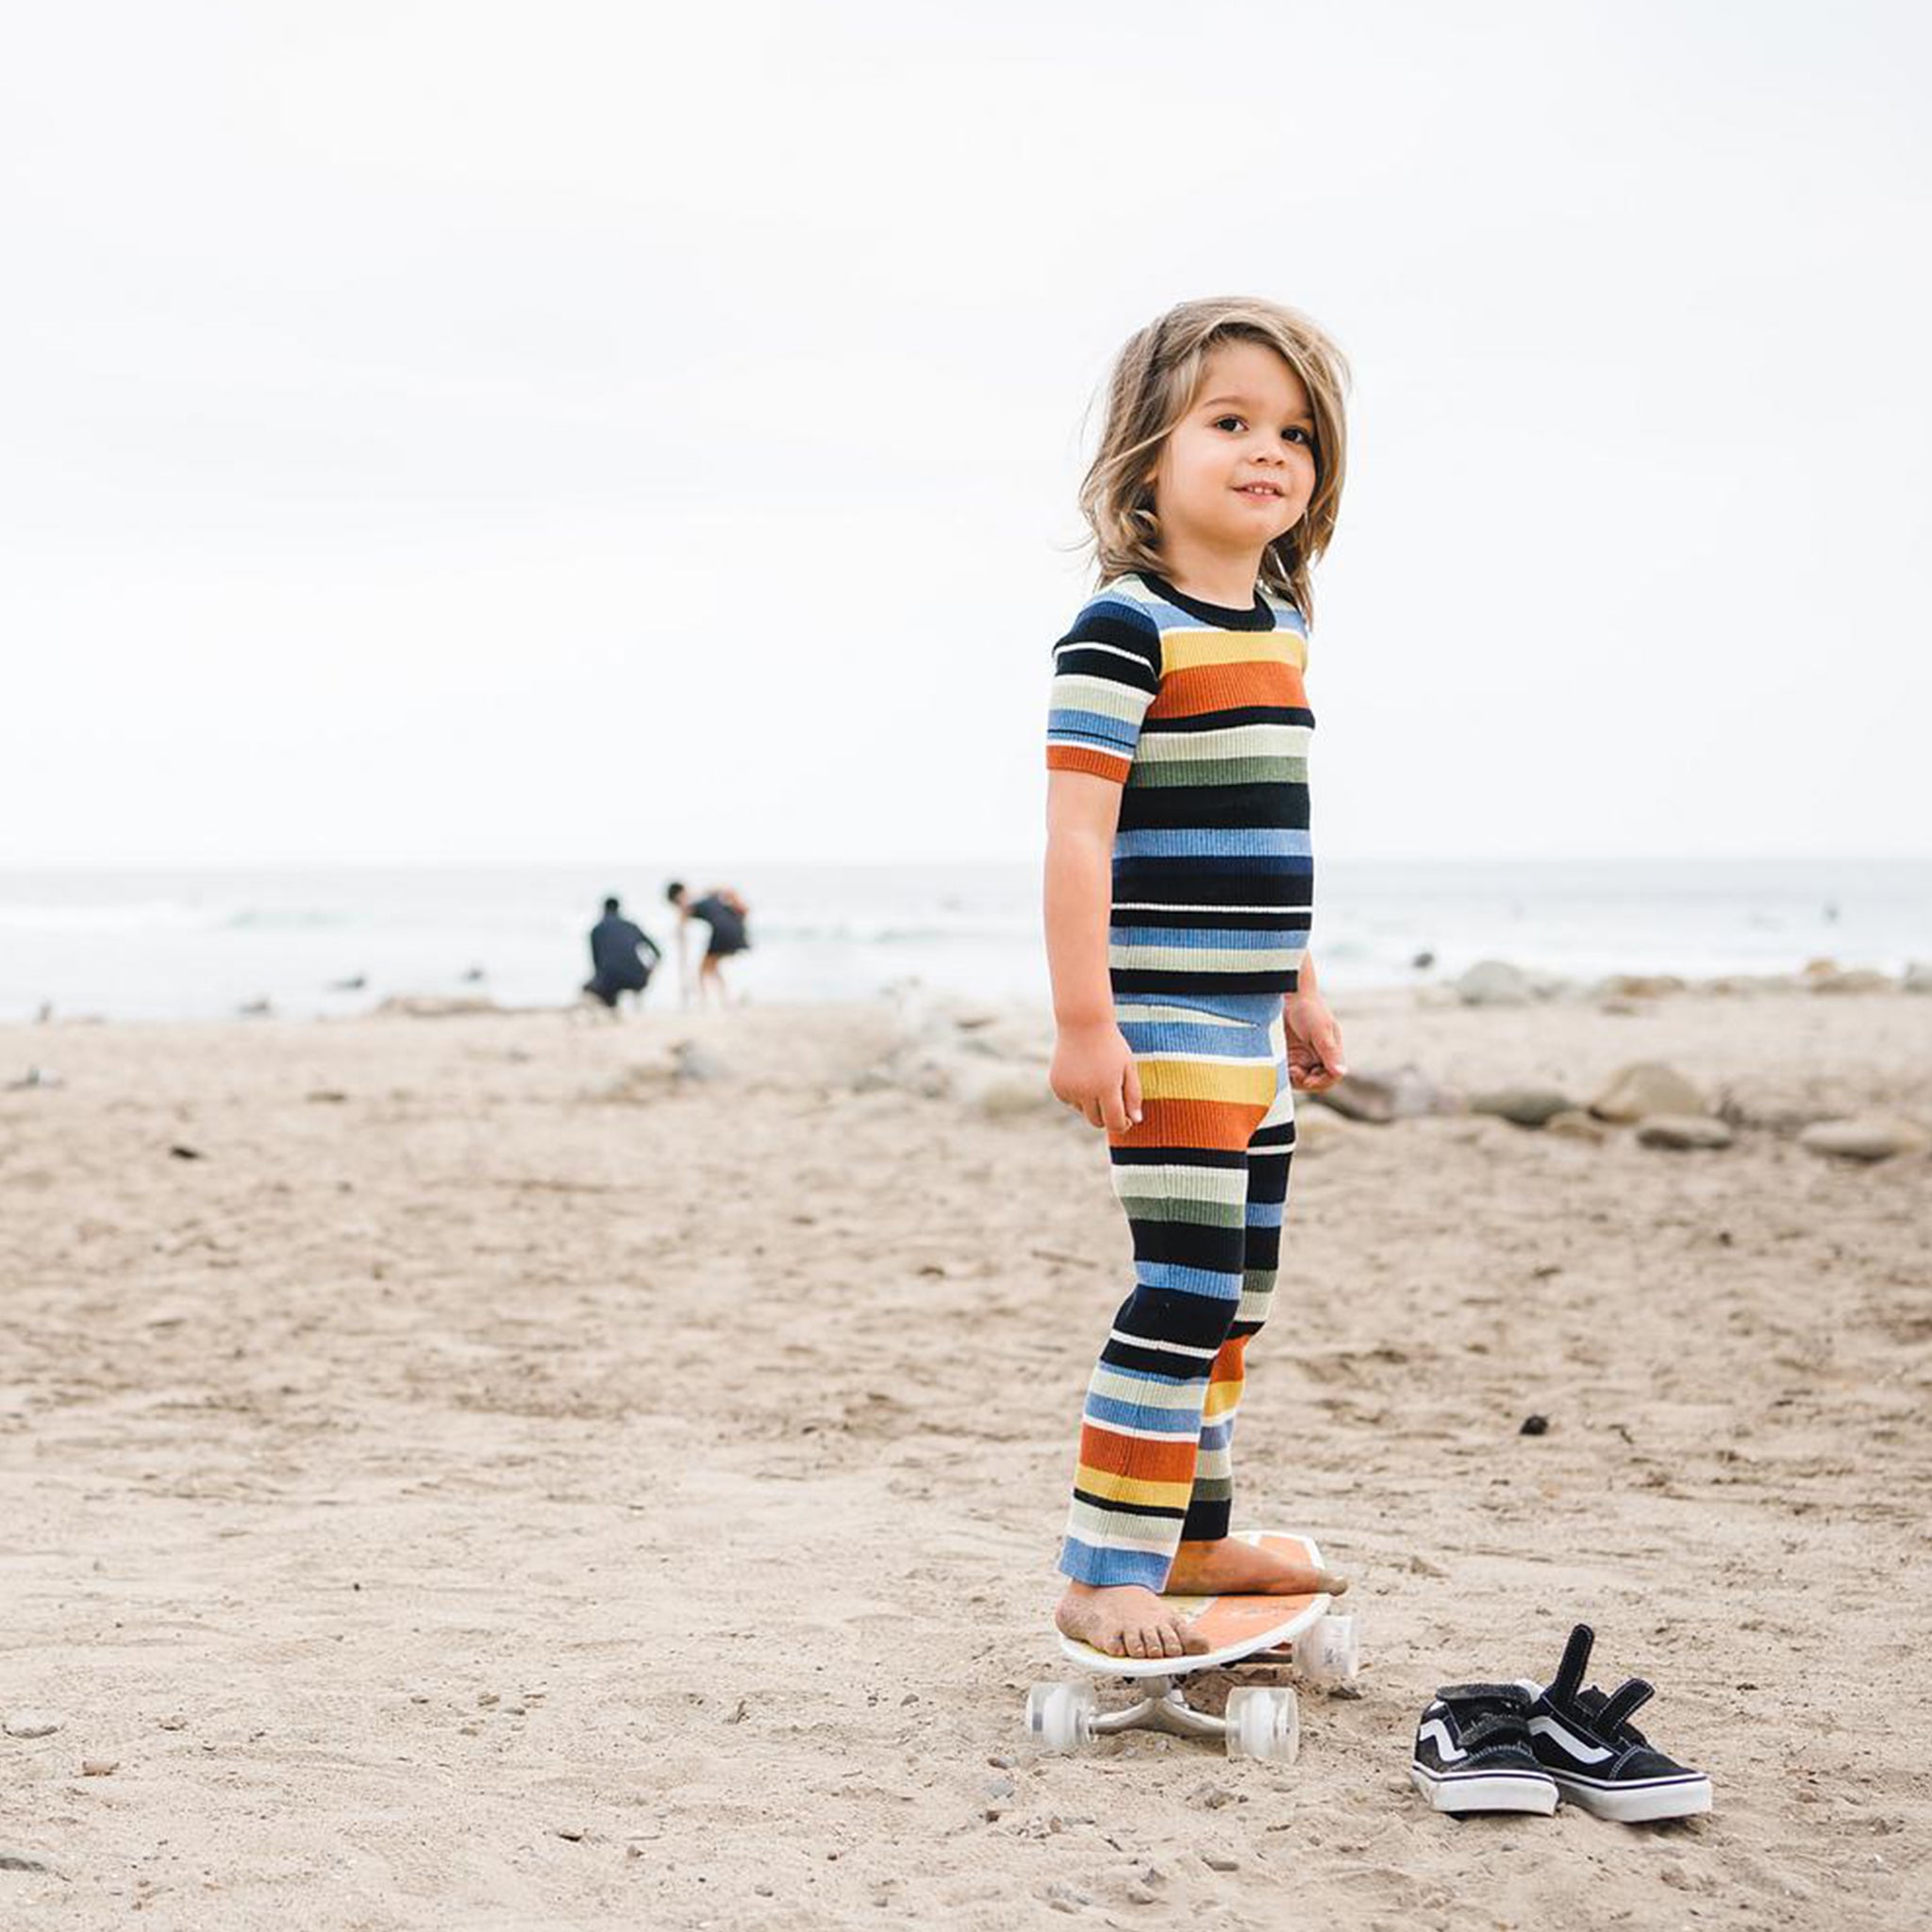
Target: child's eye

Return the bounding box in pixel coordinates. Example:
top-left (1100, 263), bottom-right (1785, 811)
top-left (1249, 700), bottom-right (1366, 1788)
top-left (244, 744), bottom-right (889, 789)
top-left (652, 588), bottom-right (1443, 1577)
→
top-left (1285, 426), bottom-right (1315, 447)
top-left (1211, 415), bottom-right (1246, 433)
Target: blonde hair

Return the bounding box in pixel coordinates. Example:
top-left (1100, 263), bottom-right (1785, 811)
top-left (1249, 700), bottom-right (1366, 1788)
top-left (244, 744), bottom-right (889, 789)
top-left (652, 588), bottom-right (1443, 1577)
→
top-left (1080, 297), bottom-right (1351, 621)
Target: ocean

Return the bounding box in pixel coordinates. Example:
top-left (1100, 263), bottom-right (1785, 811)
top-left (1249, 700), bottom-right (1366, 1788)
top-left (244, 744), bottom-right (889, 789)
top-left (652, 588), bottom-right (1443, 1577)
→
top-left (0, 858), bottom-right (1925, 1024)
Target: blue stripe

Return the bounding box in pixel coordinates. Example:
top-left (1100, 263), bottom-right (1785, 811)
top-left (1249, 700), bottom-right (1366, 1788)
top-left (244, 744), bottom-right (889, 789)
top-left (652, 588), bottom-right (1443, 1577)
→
top-left (1132, 1261), bottom-right (1241, 1300)
top-left (1245, 1201), bottom-right (1284, 1228)
top-left (1114, 828), bottom-right (1313, 859)
top-left (1110, 924), bottom-right (1301, 953)
top-left (1058, 1536), bottom-right (1173, 1590)
top-left (1197, 1420), bottom-right (1233, 1453)
top-left (1116, 1019), bottom-right (1274, 1057)
top-left (1081, 1393), bottom-right (1205, 1436)
top-left (1047, 708), bottom-right (1141, 751)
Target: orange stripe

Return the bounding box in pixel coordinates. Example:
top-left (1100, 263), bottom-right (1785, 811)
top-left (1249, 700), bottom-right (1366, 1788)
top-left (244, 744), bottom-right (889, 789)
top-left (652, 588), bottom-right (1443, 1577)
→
top-left (1046, 745), bottom-right (1130, 780)
top-left (1149, 662), bottom-right (1307, 720)
top-left (1077, 1424), bottom-right (1200, 1483)
top-left (1110, 1095), bottom-right (1269, 1152)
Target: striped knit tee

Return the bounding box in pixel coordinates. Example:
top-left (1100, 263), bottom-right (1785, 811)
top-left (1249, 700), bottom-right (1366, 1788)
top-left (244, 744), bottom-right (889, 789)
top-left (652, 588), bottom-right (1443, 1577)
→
top-left (1044, 570), bottom-right (1313, 997)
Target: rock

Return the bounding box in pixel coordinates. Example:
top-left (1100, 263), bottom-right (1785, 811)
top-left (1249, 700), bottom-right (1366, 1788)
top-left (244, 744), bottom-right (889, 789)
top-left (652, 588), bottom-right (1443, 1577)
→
top-left (1718, 1079), bottom-right (1831, 1135)
top-left (1519, 1414), bottom-right (1550, 1437)
top-left (375, 995), bottom-right (502, 1019)
top-left (3, 1714), bottom-right (58, 1740)
top-left (672, 1040), bottom-right (727, 1084)
top-left (1544, 1109), bottom-right (1609, 1142)
top-left (1798, 1116), bottom-right (1930, 1163)
top-left (984, 1775), bottom-right (1017, 1801)
top-left (1202, 1854), bottom-right (1240, 1873)
top-left (553, 1824), bottom-right (586, 1841)
top-left (80, 1759), bottom-right (118, 1776)
top-left (1595, 974), bottom-right (1687, 1000)
top-left (1636, 1114), bottom-right (1736, 1151)
top-left (1904, 962), bottom-right (1932, 994)
top-left (1454, 959), bottom-right (1532, 1008)
top-left (1809, 968), bottom-right (1892, 995)
top-left (167, 1144), bottom-right (206, 1161)
top-left (0, 1855), bottom-right (50, 1873)
top-left (1470, 1087), bottom-right (1574, 1128)
top-left (1589, 1061), bottom-right (1708, 1123)
top-left (1318, 1064), bottom-right (1460, 1124)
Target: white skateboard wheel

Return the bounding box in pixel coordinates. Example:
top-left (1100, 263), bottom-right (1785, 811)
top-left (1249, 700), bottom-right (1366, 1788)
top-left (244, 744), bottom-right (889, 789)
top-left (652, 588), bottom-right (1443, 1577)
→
top-left (1224, 1685), bottom-right (1299, 1764)
top-left (1025, 1681), bottom-right (1096, 1752)
top-left (1297, 1610), bottom-right (1361, 1690)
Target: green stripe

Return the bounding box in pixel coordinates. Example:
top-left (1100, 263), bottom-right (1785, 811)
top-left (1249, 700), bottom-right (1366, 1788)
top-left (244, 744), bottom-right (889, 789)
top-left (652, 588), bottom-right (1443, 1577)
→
top-left (1116, 1196), bottom-right (1247, 1229)
top-left (1129, 758), bottom-right (1308, 789)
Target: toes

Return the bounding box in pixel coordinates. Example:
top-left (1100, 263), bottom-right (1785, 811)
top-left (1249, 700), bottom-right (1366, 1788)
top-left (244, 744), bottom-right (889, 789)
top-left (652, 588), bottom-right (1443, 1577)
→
top-left (1124, 1627), bottom-right (1150, 1660)
top-left (1180, 1624), bottom-right (1211, 1655)
top-left (1157, 1624), bottom-right (1184, 1659)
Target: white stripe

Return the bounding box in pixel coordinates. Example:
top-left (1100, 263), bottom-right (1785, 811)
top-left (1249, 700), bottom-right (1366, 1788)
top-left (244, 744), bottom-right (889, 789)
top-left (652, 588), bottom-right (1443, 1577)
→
top-left (1113, 903), bottom-right (1305, 915)
top-left (1416, 1719), bottom-right (1467, 1763)
top-left (1088, 1367), bottom-right (1210, 1407)
top-left (1080, 1414), bottom-right (1200, 1443)
top-left (1527, 1714), bottom-right (1614, 1763)
top-left (1053, 639), bottom-right (1156, 671)
top-left (1108, 1328), bottom-right (1220, 1361)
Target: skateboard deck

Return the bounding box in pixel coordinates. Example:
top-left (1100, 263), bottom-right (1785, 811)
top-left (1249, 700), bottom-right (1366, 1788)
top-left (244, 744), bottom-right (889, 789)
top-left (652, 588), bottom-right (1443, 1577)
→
top-left (1058, 1530), bottom-right (1332, 1679)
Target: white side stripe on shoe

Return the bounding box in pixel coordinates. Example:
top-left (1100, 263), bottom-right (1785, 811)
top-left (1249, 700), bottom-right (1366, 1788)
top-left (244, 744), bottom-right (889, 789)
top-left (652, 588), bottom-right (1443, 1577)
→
top-left (1528, 1713), bottom-right (1614, 1763)
top-left (1415, 1720), bottom-right (1467, 1763)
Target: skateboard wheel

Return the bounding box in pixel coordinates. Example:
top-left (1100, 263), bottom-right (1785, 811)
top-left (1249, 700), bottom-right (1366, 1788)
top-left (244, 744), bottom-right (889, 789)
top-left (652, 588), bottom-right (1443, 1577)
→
top-left (1224, 1685), bottom-right (1299, 1764)
top-left (1297, 1610), bottom-right (1361, 1690)
top-left (1025, 1681), bottom-right (1096, 1752)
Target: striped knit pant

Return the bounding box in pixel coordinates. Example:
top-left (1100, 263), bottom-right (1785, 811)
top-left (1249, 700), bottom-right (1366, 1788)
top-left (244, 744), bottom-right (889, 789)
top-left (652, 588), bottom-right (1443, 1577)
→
top-left (1058, 991), bottom-right (1295, 1591)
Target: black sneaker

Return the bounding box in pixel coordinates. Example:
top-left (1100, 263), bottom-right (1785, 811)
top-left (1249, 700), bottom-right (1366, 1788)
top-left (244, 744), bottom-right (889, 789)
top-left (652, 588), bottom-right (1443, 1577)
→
top-left (1409, 1683), bottom-right (1558, 1815)
top-left (1521, 1625), bottom-right (1713, 1822)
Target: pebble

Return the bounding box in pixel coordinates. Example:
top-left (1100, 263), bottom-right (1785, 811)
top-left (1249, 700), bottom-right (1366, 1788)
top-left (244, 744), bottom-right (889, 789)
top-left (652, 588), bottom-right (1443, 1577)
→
top-left (1636, 1114), bottom-right (1736, 1151)
top-left (3, 1714), bottom-right (59, 1740)
top-left (553, 1824), bottom-right (585, 1842)
top-left (1203, 1854), bottom-right (1240, 1873)
top-left (1544, 1109), bottom-right (1609, 1142)
top-left (1799, 1116), bottom-right (1929, 1163)
top-left (0, 1854), bottom-right (50, 1873)
top-left (984, 1775), bottom-right (1017, 1801)
top-left (1590, 1061), bottom-right (1708, 1124)
top-left (1471, 1086), bottom-right (1574, 1128)
top-left (1454, 959), bottom-right (1532, 1008)
top-left (80, 1759), bottom-right (118, 1776)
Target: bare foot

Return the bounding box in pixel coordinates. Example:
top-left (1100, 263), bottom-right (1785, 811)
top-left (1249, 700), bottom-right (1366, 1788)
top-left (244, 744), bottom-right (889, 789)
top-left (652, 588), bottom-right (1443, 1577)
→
top-left (1055, 1582), bottom-right (1211, 1660)
top-left (1165, 1537), bottom-right (1349, 1599)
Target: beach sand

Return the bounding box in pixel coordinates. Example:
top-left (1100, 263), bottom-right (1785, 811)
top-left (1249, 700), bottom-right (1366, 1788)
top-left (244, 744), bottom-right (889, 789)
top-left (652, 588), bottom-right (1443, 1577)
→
top-left (2, 985), bottom-right (1928, 1929)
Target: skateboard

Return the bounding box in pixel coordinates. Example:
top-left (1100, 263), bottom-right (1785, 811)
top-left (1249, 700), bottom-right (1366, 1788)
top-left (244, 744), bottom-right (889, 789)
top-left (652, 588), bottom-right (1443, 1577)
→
top-left (1026, 1531), bottom-right (1360, 1764)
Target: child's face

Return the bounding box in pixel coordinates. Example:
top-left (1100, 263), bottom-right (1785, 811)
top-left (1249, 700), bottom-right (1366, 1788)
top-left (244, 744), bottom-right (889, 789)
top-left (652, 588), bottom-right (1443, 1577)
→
top-left (1150, 341), bottom-right (1319, 559)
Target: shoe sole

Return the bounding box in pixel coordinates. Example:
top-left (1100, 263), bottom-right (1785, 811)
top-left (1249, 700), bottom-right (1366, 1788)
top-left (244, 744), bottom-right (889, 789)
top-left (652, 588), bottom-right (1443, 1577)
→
top-left (1549, 1770), bottom-right (1713, 1823)
top-left (1409, 1763), bottom-right (1558, 1815)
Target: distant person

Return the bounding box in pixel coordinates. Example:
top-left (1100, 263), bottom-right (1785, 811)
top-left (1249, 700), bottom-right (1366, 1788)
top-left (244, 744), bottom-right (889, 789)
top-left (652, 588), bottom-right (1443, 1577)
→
top-left (665, 880), bottom-right (750, 1006)
top-left (582, 896), bottom-right (661, 1011)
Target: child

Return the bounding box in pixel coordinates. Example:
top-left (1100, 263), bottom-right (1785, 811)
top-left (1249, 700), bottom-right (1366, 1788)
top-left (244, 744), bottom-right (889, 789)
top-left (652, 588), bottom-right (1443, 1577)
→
top-left (1044, 298), bottom-right (1354, 1661)
top-left (666, 881), bottom-right (752, 1007)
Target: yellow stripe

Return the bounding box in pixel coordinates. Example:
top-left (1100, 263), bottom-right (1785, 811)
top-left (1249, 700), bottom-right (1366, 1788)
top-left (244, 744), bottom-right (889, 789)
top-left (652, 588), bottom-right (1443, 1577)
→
top-left (1162, 631), bottom-right (1307, 674)
top-left (1135, 1058), bottom-right (1278, 1106)
top-left (1074, 1464), bottom-right (1194, 1508)
top-left (1203, 1380), bottom-right (1244, 1417)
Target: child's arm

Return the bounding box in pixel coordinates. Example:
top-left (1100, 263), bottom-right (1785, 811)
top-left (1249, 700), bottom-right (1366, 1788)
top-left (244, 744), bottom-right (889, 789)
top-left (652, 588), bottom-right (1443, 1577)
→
top-left (1284, 952), bottom-right (1348, 1092)
top-left (1043, 770), bottom-right (1142, 1133)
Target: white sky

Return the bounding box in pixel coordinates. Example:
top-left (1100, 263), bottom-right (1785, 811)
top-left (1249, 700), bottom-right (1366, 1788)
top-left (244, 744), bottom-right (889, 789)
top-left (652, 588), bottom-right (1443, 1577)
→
top-left (2, 0), bottom-right (1926, 866)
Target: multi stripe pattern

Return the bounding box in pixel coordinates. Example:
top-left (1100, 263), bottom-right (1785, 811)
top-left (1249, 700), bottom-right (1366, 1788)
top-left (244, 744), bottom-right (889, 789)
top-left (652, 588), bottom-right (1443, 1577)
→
top-left (1059, 993), bottom-right (1296, 1589)
top-left (1045, 572), bottom-right (1314, 996)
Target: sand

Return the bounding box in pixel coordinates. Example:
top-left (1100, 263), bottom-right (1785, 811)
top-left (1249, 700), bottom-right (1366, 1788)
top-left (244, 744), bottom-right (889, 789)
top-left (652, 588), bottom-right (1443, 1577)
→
top-left (2, 984), bottom-right (1928, 1929)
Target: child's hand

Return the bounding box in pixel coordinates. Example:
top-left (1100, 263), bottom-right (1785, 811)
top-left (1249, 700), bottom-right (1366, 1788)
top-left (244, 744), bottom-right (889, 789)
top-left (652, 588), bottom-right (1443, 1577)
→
top-left (1284, 992), bottom-right (1347, 1093)
top-left (1050, 1020), bottom-right (1144, 1133)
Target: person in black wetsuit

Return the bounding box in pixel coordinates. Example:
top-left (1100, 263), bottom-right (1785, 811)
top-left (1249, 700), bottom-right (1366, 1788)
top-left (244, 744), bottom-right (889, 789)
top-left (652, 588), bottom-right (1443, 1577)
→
top-left (582, 896), bottom-right (662, 1011)
top-left (665, 880), bottom-right (751, 1007)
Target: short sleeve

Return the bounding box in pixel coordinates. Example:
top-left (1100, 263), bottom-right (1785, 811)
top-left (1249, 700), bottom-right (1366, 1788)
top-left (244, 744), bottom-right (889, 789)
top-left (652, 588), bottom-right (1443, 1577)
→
top-left (1043, 591), bottom-right (1163, 785)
